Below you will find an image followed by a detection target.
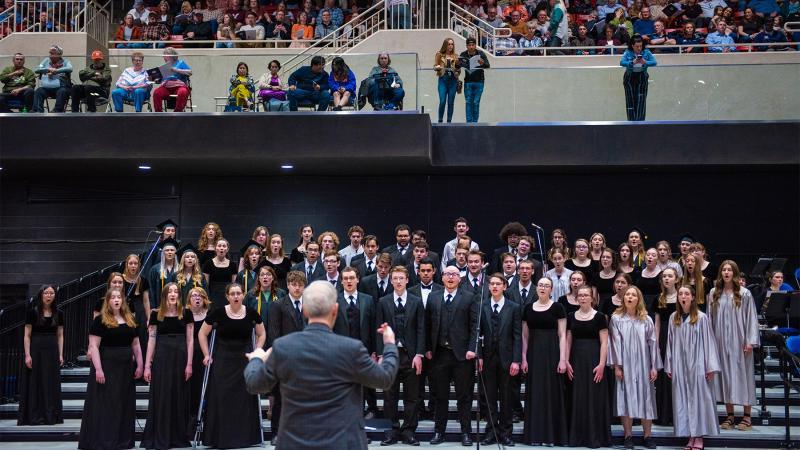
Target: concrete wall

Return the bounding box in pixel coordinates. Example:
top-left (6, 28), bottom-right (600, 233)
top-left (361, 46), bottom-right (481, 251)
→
top-left (0, 32), bottom-right (90, 57)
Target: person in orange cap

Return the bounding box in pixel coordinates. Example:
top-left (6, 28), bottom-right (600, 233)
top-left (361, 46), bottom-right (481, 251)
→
top-left (70, 50), bottom-right (112, 112)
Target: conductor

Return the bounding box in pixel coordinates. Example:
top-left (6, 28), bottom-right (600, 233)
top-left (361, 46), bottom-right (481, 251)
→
top-left (244, 281), bottom-right (400, 449)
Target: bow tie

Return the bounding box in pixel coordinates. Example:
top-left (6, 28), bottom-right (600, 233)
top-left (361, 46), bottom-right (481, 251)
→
top-left (421, 284), bottom-right (432, 290)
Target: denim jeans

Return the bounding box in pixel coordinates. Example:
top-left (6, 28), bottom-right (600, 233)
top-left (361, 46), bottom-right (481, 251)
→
top-left (287, 88), bottom-right (331, 111)
top-left (112, 87), bottom-right (150, 112)
top-left (389, 3), bottom-right (411, 29)
top-left (463, 81), bottom-right (484, 123)
top-left (437, 74), bottom-right (457, 123)
top-left (33, 86), bottom-right (69, 112)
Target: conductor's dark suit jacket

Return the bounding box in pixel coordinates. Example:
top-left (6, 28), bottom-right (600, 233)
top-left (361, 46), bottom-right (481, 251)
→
top-left (244, 323), bottom-right (399, 450)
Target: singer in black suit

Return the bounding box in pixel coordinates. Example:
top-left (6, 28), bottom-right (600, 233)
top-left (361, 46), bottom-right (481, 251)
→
top-left (426, 265), bottom-right (479, 446)
top-left (358, 253), bottom-right (393, 300)
top-left (375, 266), bottom-right (425, 446)
top-left (489, 222), bottom-right (528, 274)
top-left (332, 267), bottom-right (379, 417)
top-left (459, 250), bottom-right (486, 295)
top-left (290, 242), bottom-right (326, 284)
top-left (478, 274), bottom-right (521, 446)
top-left (381, 224), bottom-right (412, 267)
top-left (351, 235), bottom-right (379, 278)
top-left (267, 270), bottom-right (308, 444)
top-left (506, 259), bottom-right (538, 306)
top-left (243, 281), bottom-right (399, 450)
top-left (407, 258), bottom-right (443, 417)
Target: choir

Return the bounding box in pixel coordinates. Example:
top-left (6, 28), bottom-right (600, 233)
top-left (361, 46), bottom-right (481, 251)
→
top-left (17, 219), bottom-right (765, 450)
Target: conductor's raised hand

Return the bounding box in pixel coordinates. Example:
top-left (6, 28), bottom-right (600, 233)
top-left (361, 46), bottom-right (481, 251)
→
top-left (377, 322), bottom-right (395, 345)
top-left (246, 347), bottom-right (269, 362)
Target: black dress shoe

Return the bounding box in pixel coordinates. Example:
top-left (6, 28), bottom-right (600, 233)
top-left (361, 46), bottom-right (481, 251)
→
top-left (430, 432), bottom-right (446, 445)
top-left (270, 436), bottom-right (279, 446)
top-left (501, 436), bottom-right (515, 446)
top-left (623, 435), bottom-right (634, 449)
top-left (643, 436), bottom-right (657, 449)
top-left (403, 435), bottom-right (420, 446)
top-left (512, 412), bottom-right (523, 423)
top-left (380, 432), bottom-right (397, 446)
top-left (461, 433), bottom-right (473, 446)
top-left (481, 434), bottom-right (497, 445)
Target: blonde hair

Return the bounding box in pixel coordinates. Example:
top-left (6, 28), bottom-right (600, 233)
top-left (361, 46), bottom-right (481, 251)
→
top-left (317, 231), bottom-right (340, 250)
top-left (185, 287), bottom-right (210, 310)
top-left (176, 250), bottom-right (203, 288)
top-left (100, 289), bottom-right (137, 328)
top-left (614, 286), bottom-right (648, 320)
top-left (122, 254), bottom-right (145, 297)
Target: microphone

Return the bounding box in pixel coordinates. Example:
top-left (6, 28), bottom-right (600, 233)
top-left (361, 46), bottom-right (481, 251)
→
top-left (530, 222), bottom-right (543, 230)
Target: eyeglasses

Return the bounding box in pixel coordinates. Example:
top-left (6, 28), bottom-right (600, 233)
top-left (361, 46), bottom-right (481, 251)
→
top-left (536, 283), bottom-right (551, 288)
top-left (443, 273), bottom-right (460, 277)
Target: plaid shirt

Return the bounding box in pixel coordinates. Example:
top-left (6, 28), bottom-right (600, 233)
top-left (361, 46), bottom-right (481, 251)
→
top-left (141, 23), bottom-right (170, 41)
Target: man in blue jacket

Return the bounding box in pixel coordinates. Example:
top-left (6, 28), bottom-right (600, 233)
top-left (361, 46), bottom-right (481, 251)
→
top-left (287, 55), bottom-right (331, 111)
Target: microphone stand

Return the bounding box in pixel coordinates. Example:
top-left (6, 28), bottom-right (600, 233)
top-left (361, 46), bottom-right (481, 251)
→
top-left (531, 223), bottom-right (548, 274)
top-left (131, 230), bottom-right (163, 299)
top-left (473, 264), bottom-right (501, 449)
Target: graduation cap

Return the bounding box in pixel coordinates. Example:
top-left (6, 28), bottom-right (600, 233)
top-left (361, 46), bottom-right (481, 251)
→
top-left (159, 237), bottom-right (179, 249)
top-left (239, 239), bottom-right (265, 257)
top-left (177, 243), bottom-right (199, 258)
top-left (629, 227), bottom-right (648, 241)
top-left (156, 219), bottom-right (178, 231)
top-left (679, 233), bottom-right (697, 244)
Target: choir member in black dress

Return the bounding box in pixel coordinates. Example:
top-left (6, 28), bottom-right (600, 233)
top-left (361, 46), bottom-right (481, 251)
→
top-left (121, 254), bottom-right (151, 356)
top-left (175, 244), bottom-right (208, 305)
top-left (478, 274), bottom-right (521, 446)
top-left (262, 233), bottom-right (292, 289)
top-left (691, 242), bottom-right (718, 290)
top-left (197, 222), bottom-right (224, 267)
top-left (636, 248), bottom-right (662, 312)
top-left (557, 270), bottom-right (588, 315)
top-left (627, 227), bottom-right (647, 269)
top-left (18, 285), bottom-right (64, 425)
top-left (565, 239), bottom-right (597, 283)
top-left (147, 238), bottom-right (178, 310)
top-left (617, 243), bottom-right (640, 280)
top-left (236, 242), bottom-right (262, 294)
top-left (198, 283), bottom-right (266, 449)
top-left (202, 238), bottom-right (238, 310)
top-left (565, 285), bottom-right (611, 448)
top-left (186, 287), bottom-right (210, 424)
top-left (93, 272), bottom-right (125, 318)
top-left (653, 267), bottom-right (679, 426)
top-left (548, 228), bottom-right (571, 265)
top-left (141, 282), bottom-right (194, 450)
top-left (238, 226), bottom-right (269, 272)
top-left (595, 248), bottom-right (618, 300)
top-left (521, 277), bottom-right (568, 446)
top-left (589, 232), bottom-right (606, 264)
top-left (78, 289), bottom-right (143, 450)
top-left (289, 224), bottom-right (314, 264)
top-left (245, 266), bottom-right (286, 329)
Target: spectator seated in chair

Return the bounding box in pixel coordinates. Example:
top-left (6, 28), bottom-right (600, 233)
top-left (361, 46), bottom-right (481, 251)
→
top-left (645, 19), bottom-right (677, 52)
top-left (111, 52), bottom-right (151, 112)
top-left (227, 61), bottom-right (256, 111)
top-left (597, 0), bottom-right (626, 22)
top-left (519, 28), bottom-right (545, 54)
top-left (153, 46), bottom-right (192, 112)
top-left (286, 55), bottom-right (330, 111)
top-left (634, 7), bottom-right (656, 35)
top-left (173, 1), bottom-right (195, 34)
top-left (319, 0), bottom-right (343, 28)
top-left (115, 14), bottom-right (143, 48)
top-left (70, 50), bottom-right (111, 113)
top-left (504, 11), bottom-right (529, 39)
top-left (257, 59), bottom-right (290, 111)
top-left (141, 13), bottom-right (171, 46)
top-left (266, 10), bottom-right (291, 42)
top-left (494, 35), bottom-right (520, 55)
top-left (314, 10), bottom-right (337, 39)
top-left (127, 0), bottom-right (152, 26)
top-left (597, 24), bottom-right (623, 53)
top-left (753, 17), bottom-right (788, 50)
top-left (705, 18), bottom-right (736, 52)
top-left (155, 0), bottom-right (175, 30)
top-left (0, 52), bottom-right (36, 112)
top-left (528, 10), bottom-right (549, 37)
top-left (32, 11), bottom-right (64, 32)
top-left (184, 12), bottom-right (214, 47)
top-left (33, 45), bottom-right (72, 113)
top-left (237, 11), bottom-right (266, 45)
top-left (569, 24), bottom-right (596, 54)
top-left (366, 52), bottom-right (404, 110)
top-left (328, 57), bottom-right (356, 111)
top-left (671, 21), bottom-right (704, 52)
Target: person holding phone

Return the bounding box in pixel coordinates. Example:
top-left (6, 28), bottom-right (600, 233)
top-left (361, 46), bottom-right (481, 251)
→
top-left (433, 38), bottom-right (460, 123)
top-left (620, 34), bottom-right (657, 121)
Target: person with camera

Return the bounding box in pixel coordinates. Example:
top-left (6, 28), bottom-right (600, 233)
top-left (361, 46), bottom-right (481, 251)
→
top-left (366, 52), bottom-right (404, 110)
top-left (619, 34), bottom-right (657, 121)
top-left (433, 38), bottom-right (460, 123)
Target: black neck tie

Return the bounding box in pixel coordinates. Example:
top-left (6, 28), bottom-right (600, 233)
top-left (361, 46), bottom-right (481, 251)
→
top-left (493, 303), bottom-right (500, 315)
top-left (421, 284), bottom-right (432, 290)
top-left (349, 295), bottom-right (356, 307)
top-left (306, 265), bottom-right (313, 279)
top-left (521, 288), bottom-right (528, 299)
top-left (446, 294), bottom-right (452, 305)
top-left (473, 278), bottom-right (479, 290)
top-left (396, 298), bottom-right (404, 313)
top-left (491, 304), bottom-right (500, 341)
top-left (512, 248), bottom-right (517, 255)
top-left (329, 279), bottom-right (337, 286)
top-left (367, 260), bottom-right (373, 271)
top-left (294, 300), bottom-right (302, 323)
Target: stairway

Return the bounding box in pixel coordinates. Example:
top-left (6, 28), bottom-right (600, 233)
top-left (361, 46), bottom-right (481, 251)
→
top-left (1, 358), bottom-right (797, 447)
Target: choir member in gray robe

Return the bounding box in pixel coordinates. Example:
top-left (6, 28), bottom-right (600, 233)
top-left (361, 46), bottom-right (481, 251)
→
top-left (707, 286), bottom-right (759, 406)
top-left (665, 286), bottom-right (721, 448)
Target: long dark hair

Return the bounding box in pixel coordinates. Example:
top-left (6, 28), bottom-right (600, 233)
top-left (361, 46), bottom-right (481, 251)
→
top-left (331, 56), bottom-right (349, 81)
top-left (627, 33), bottom-right (646, 51)
top-left (33, 284), bottom-right (59, 326)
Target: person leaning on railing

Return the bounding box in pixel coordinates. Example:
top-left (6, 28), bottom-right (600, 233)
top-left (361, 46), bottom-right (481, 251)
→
top-left (111, 51), bottom-right (151, 112)
top-left (70, 50), bottom-right (111, 113)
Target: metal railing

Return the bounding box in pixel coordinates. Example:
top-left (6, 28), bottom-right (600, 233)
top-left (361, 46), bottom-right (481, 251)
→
top-left (0, 263), bottom-right (119, 404)
top-left (0, 0), bottom-right (110, 41)
top-left (449, 2), bottom-right (511, 55)
top-left (489, 41), bottom-right (799, 56)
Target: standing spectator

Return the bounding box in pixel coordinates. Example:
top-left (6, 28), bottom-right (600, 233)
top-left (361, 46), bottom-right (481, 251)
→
top-left (70, 50), bottom-right (111, 113)
top-left (152, 47), bottom-right (192, 112)
top-left (127, 0), bottom-right (152, 26)
top-left (114, 14), bottom-right (143, 48)
top-left (366, 52), bottom-right (405, 110)
top-left (460, 37), bottom-right (490, 123)
top-left (33, 45), bottom-right (72, 113)
top-left (545, 0), bottom-right (569, 50)
top-left (320, 0), bottom-right (343, 27)
top-left (706, 19), bottom-right (737, 52)
top-left (314, 10), bottom-right (336, 38)
top-left (287, 55), bottom-right (331, 111)
top-left (569, 24), bottom-right (596, 54)
top-left (0, 53), bottom-right (35, 112)
top-left (111, 52), bottom-right (150, 112)
top-left (620, 34), bottom-right (656, 122)
top-left (433, 38), bottom-right (460, 123)
top-left (328, 56), bottom-right (356, 110)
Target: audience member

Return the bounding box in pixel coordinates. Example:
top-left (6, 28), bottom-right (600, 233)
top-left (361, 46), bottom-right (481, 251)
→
top-left (677, 0), bottom-right (703, 26)
top-left (597, 0), bottom-right (625, 21)
top-left (111, 52), bottom-right (151, 112)
top-left (32, 45), bottom-right (72, 113)
top-left (0, 53), bottom-right (35, 112)
top-left (290, 12), bottom-right (315, 47)
top-left (127, 0), bottom-right (152, 26)
top-left (634, 8), bottom-right (655, 35)
top-left (300, 0), bottom-right (318, 25)
top-left (737, 7), bottom-right (763, 42)
top-left (173, 1), bottom-right (195, 34)
top-left (115, 14), bottom-right (143, 48)
top-left (646, 19), bottom-right (676, 52)
top-left (32, 11), bottom-right (63, 32)
top-left (569, 24), bottom-right (596, 54)
top-left (328, 57), bottom-right (356, 110)
top-left (503, 0), bottom-right (529, 22)
top-left (237, 11), bottom-right (266, 41)
top-left (700, 0), bottom-right (727, 18)
top-left (545, 0), bottom-right (569, 49)
top-left (628, 0), bottom-right (646, 19)
top-left (519, 28), bottom-right (545, 54)
top-left (672, 21), bottom-right (704, 53)
top-left (215, 13), bottom-right (237, 48)
top-left (287, 55), bottom-right (331, 111)
top-left (706, 18), bottom-right (737, 52)
top-left (227, 61), bottom-right (255, 110)
top-left (495, 35), bottom-right (520, 55)
top-left (152, 47), bottom-right (192, 112)
top-left (257, 59), bottom-right (289, 111)
top-left (320, 0), bottom-right (344, 27)
top-left (460, 37), bottom-right (490, 122)
top-left (609, 7), bottom-right (633, 36)
top-left (227, 0), bottom-right (247, 24)
top-left (141, 13), bottom-right (171, 44)
top-left (748, 0), bottom-right (779, 17)
top-left (273, 2), bottom-right (295, 23)
top-left (267, 10), bottom-right (291, 41)
top-left (366, 52), bottom-right (404, 110)
top-left (197, 0), bottom-right (225, 25)
top-left (184, 12), bottom-right (214, 46)
top-left (505, 10), bottom-right (529, 38)
top-left (530, 10), bottom-right (549, 36)
top-left (70, 50), bottom-right (111, 113)
top-left (598, 24), bottom-right (623, 54)
top-left (155, 1), bottom-right (175, 29)
top-left (433, 37), bottom-right (460, 123)
top-left (753, 18), bottom-right (788, 50)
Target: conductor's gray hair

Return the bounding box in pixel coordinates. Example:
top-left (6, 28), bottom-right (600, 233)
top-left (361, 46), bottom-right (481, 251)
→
top-left (302, 281), bottom-right (337, 318)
